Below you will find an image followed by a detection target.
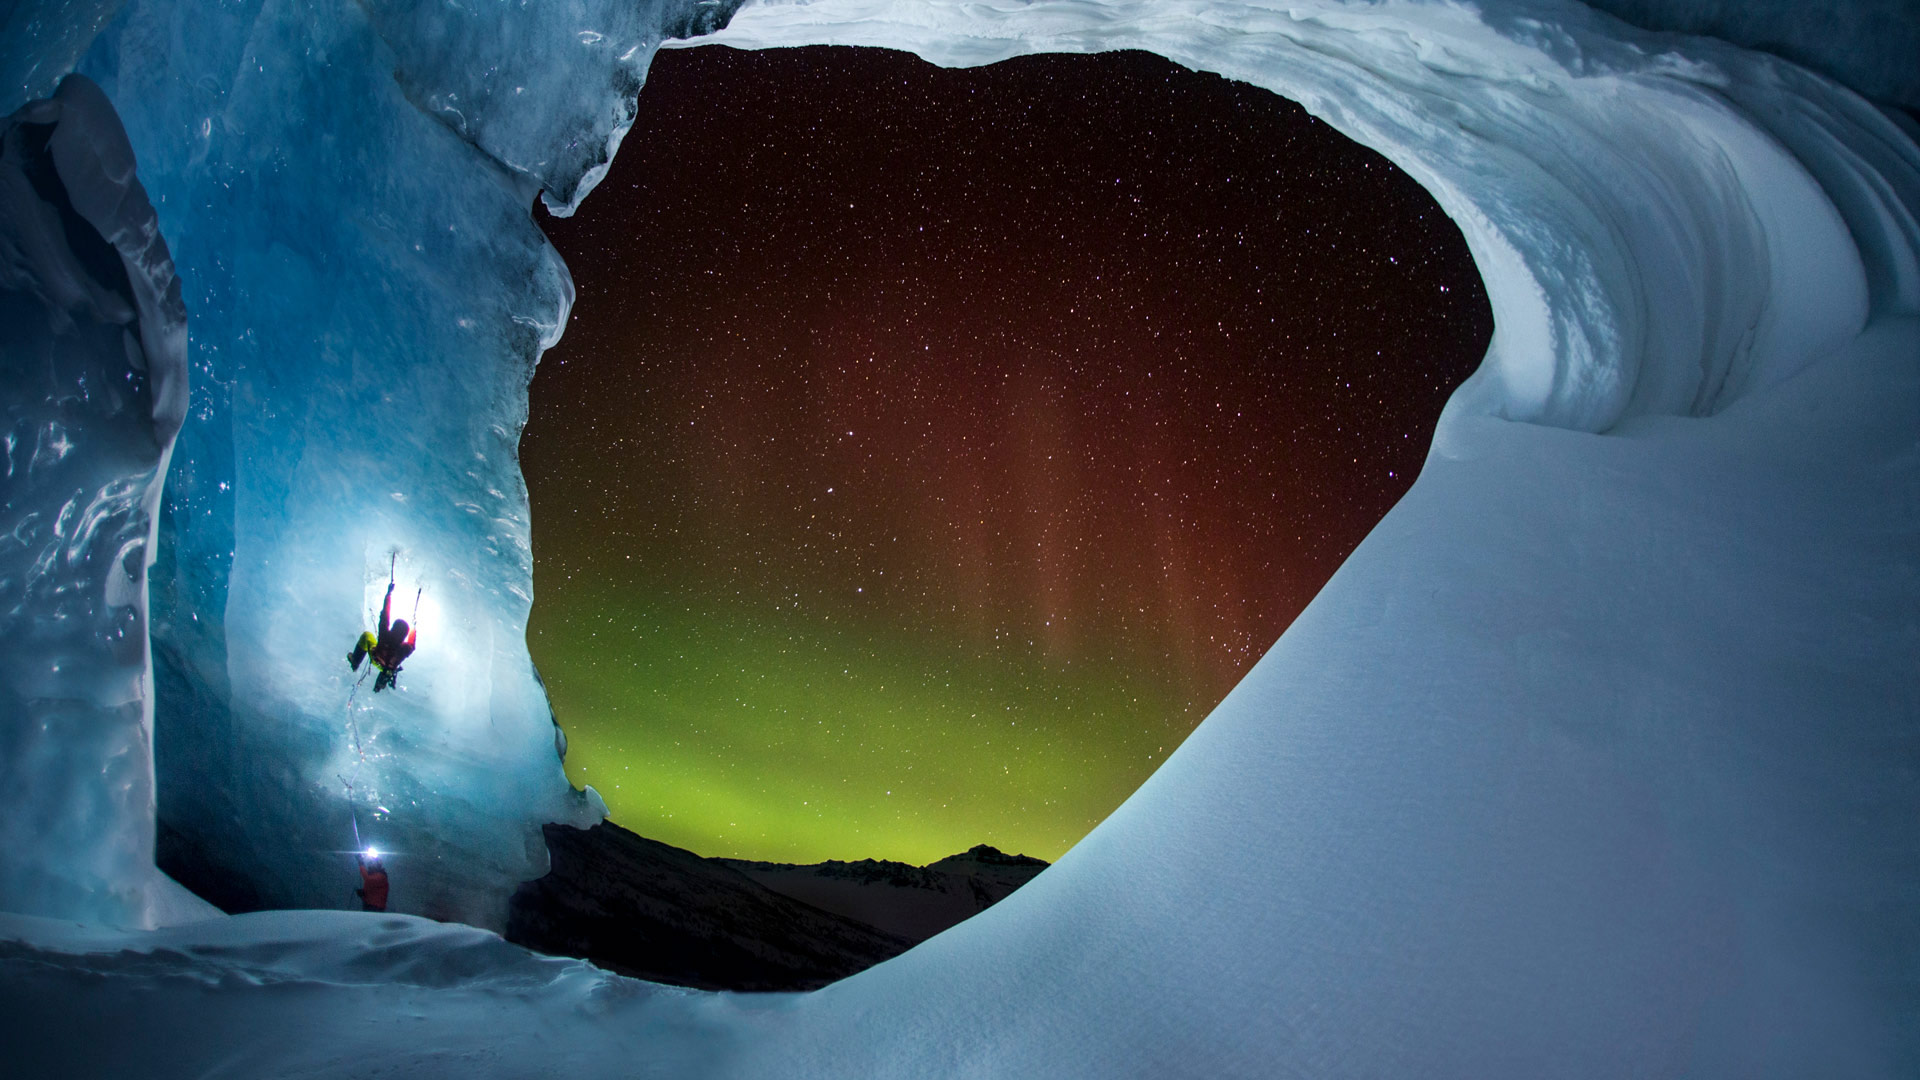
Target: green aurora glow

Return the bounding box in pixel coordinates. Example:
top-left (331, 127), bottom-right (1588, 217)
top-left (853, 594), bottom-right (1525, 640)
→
top-left (538, 590), bottom-right (1186, 864)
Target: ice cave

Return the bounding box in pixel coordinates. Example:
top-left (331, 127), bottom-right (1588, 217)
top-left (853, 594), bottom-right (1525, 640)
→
top-left (2, 0), bottom-right (1916, 1075)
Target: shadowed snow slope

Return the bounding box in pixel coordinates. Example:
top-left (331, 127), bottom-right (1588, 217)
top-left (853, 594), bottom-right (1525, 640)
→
top-left (0, 909), bottom-right (758, 1078)
top-left (0, 0), bottom-right (1916, 1076)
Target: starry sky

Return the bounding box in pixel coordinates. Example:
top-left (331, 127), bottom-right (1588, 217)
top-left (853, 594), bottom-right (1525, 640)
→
top-left (523, 45), bottom-right (1491, 865)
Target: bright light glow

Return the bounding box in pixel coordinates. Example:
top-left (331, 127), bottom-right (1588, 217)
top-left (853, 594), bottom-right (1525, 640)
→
top-left (403, 586), bottom-right (443, 640)
top-left (363, 847), bottom-right (380, 859)
top-left (361, 562), bottom-right (445, 645)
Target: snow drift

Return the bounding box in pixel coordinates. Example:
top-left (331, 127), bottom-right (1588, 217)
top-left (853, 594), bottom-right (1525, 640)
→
top-left (0, 0), bottom-right (1915, 1076)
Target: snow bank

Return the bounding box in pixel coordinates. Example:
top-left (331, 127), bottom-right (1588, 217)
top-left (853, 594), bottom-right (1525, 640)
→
top-left (0, 907), bottom-right (754, 1079)
top-left (0, 0), bottom-right (125, 116)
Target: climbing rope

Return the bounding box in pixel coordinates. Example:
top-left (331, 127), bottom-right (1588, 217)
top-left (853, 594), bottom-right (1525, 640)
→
top-left (340, 552), bottom-right (420, 863)
top-left (340, 561), bottom-right (386, 855)
top-left (339, 661), bottom-right (375, 856)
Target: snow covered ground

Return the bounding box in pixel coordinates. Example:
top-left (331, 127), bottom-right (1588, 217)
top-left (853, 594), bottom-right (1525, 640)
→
top-left (1, 0), bottom-right (1915, 1075)
top-left (0, 908), bottom-right (761, 1078)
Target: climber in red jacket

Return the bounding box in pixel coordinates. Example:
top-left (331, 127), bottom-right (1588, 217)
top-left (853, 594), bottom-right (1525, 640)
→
top-left (347, 579), bottom-right (417, 693)
top-left (355, 851), bottom-right (389, 912)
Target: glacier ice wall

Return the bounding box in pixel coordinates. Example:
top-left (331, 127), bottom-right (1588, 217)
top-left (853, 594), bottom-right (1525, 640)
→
top-left (0, 73), bottom-right (186, 926)
top-left (58, 0), bottom-right (735, 927)
top-left (76, 0), bottom-right (578, 926)
top-left (0, 1), bottom-right (125, 116)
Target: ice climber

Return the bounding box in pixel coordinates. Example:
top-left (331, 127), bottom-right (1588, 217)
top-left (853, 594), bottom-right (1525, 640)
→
top-left (355, 851), bottom-right (390, 912)
top-left (348, 578), bottom-right (418, 692)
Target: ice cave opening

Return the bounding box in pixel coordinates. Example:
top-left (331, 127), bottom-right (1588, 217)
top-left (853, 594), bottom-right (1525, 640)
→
top-left (2, 0), bottom-right (1917, 1076)
top-left (520, 41), bottom-right (1493, 873)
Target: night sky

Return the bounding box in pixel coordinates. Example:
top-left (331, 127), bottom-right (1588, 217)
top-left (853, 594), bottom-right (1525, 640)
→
top-left (524, 45), bottom-right (1491, 864)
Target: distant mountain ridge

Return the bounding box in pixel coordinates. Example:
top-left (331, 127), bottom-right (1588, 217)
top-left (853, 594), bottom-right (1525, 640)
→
top-left (718, 844), bottom-right (1049, 941)
top-left (506, 824), bottom-right (1047, 990)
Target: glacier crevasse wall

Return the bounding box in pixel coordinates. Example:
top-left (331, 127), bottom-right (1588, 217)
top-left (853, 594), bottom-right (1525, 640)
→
top-left (57, 0), bottom-right (737, 926)
top-left (0, 72), bottom-right (187, 926)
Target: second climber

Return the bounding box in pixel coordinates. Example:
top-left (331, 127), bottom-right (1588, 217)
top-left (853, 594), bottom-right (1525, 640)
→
top-left (355, 850), bottom-right (390, 912)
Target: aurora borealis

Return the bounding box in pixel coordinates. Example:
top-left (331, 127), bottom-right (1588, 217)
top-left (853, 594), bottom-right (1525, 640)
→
top-left (522, 45), bottom-right (1490, 864)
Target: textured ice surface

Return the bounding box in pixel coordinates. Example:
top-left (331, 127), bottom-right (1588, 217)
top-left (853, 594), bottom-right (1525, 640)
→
top-left (0, 73), bottom-right (190, 926)
top-left (72, 0), bottom-right (744, 928)
top-left (0, 0), bottom-right (125, 115)
top-left (1, 0), bottom-right (1917, 1075)
top-left (0, 908), bottom-right (747, 1078)
top-left (62, 0), bottom-right (755, 926)
top-left (1578, 0), bottom-right (1920, 111)
top-left (81, 0), bottom-right (586, 927)
top-left (357, 0), bottom-right (741, 217)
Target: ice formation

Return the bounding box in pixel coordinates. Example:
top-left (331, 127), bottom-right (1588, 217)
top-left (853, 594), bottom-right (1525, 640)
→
top-left (0, 0), bottom-right (1916, 1076)
top-left (58, 0), bottom-right (742, 926)
top-left (49, 0), bottom-right (741, 928)
top-left (0, 72), bottom-right (198, 926)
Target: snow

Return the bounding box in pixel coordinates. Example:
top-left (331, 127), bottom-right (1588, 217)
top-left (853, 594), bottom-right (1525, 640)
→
top-left (0, 908), bottom-right (754, 1079)
top-left (0, 0), bottom-right (123, 116)
top-left (1, 0), bottom-right (1917, 1076)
